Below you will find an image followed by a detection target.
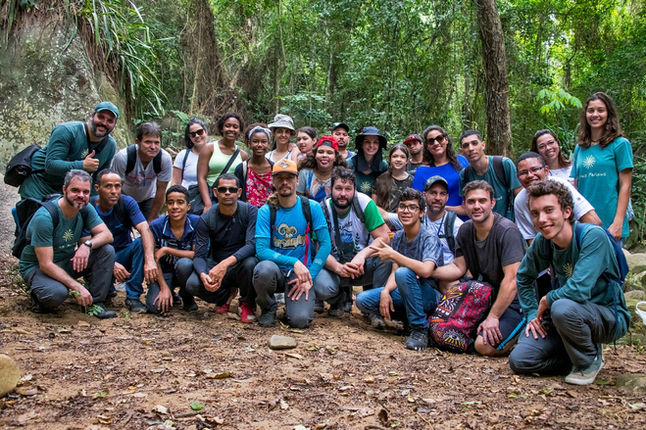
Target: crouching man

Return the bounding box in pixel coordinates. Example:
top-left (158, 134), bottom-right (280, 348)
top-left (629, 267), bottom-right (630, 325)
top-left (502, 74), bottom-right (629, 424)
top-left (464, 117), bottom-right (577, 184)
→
top-left (509, 180), bottom-right (630, 385)
top-left (356, 188), bottom-right (442, 351)
top-left (19, 170), bottom-right (116, 318)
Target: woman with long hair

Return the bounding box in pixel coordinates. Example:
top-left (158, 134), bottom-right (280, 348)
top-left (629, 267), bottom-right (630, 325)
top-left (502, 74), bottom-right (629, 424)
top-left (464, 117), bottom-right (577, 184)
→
top-left (234, 124), bottom-right (274, 207)
top-left (172, 118), bottom-right (208, 188)
top-left (572, 91), bottom-right (633, 241)
top-left (411, 125), bottom-right (468, 214)
top-left (196, 112), bottom-right (247, 214)
top-left (347, 126), bottom-right (388, 196)
top-left (373, 144), bottom-right (412, 212)
top-left (296, 136), bottom-right (347, 202)
top-left (530, 129), bottom-right (573, 184)
top-left (296, 126), bottom-right (317, 160)
top-left (266, 114), bottom-right (300, 163)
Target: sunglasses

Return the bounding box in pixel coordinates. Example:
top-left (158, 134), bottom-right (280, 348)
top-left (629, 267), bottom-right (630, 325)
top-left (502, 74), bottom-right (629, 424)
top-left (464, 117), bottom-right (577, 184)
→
top-left (426, 135), bottom-right (445, 145)
top-left (189, 128), bottom-right (205, 138)
top-left (216, 186), bottom-right (239, 194)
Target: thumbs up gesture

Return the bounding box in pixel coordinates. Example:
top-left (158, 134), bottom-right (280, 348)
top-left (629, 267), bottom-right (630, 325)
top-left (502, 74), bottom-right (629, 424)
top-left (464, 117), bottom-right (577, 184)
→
top-left (83, 150), bottom-right (99, 172)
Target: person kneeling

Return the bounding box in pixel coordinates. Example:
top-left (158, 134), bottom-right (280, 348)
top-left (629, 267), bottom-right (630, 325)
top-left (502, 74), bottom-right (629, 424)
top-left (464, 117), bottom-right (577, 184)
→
top-left (146, 186), bottom-right (200, 313)
top-left (509, 180), bottom-right (630, 385)
top-left (185, 174), bottom-right (258, 322)
top-left (356, 188), bottom-right (442, 351)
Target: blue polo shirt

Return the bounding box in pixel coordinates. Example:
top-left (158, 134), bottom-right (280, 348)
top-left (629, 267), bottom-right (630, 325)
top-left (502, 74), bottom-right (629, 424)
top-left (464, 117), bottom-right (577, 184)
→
top-left (89, 195), bottom-right (145, 250)
top-left (149, 214), bottom-right (200, 273)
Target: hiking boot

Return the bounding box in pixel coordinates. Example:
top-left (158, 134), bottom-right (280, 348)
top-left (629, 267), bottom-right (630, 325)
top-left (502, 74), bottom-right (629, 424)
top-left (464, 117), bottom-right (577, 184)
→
top-left (125, 298), bottom-right (146, 314)
top-left (215, 303), bottom-right (230, 314)
top-left (172, 291), bottom-right (182, 306)
top-left (565, 351), bottom-right (604, 385)
top-left (29, 292), bottom-right (45, 314)
top-left (314, 299), bottom-right (325, 314)
top-left (105, 290), bottom-right (117, 308)
top-left (238, 302), bottom-right (256, 323)
top-left (370, 314), bottom-right (386, 330)
top-left (328, 303), bottom-right (345, 318)
top-left (89, 304), bottom-right (117, 319)
top-left (405, 328), bottom-right (428, 351)
top-left (258, 308), bottom-right (277, 327)
top-left (182, 294), bottom-right (198, 312)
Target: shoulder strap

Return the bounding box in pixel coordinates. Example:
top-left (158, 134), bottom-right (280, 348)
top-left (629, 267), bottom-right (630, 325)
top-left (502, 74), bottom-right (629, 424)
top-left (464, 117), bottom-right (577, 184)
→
top-left (153, 150), bottom-right (163, 175)
top-left (242, 160), bottom-right (249, 184)
top-left (351, 194), bottom-right (365, 224)
top-left (464, 164), bottom-right (473, 182)
top-left (269, 204), bottom-right (277, 249)
top-left (180, 149), bottom-right (191, 181)
top-left (444, 211), bottom-right (457, 253)
top-left (42, 200), bottom-right (60, 231)
top-left (125, 145), bottom-right (137, 175)
top-left (574, 222), bottom-right (586, 250)
top-left (301, 196), bottom-right (313, 231)
top-left (492, 156), bottom-right (508, 188)
top-left (221, 147), bottom-right (240, 176)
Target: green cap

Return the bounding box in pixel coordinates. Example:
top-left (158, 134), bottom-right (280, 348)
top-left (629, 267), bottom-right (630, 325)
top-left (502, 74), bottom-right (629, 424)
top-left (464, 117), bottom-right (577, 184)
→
top-left (93, 101), bottom-right (119, 118)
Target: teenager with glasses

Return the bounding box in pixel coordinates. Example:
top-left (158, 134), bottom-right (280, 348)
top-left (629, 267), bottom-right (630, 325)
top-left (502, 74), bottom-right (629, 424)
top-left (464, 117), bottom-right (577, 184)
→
top-left (411, 125), bottom-right (469, 216)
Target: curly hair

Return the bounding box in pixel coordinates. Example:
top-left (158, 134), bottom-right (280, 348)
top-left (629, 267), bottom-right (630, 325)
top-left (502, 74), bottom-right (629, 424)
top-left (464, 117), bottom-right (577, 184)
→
top-left (422, 125), bottom-right (462, 171)
top-left (530, 129), bottom-right (571, 168)
top-left (526, 180), bottom-right (575, 223)
top-left (216, 112), bottom-right (244, 136)
top-left (577, 92), bottom-right (623, 149)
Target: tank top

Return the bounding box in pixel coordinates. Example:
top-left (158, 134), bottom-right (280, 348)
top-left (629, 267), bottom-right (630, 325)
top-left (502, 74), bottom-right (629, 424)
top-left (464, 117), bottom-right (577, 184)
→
top-left (206, 141), bottom-right (243, 185)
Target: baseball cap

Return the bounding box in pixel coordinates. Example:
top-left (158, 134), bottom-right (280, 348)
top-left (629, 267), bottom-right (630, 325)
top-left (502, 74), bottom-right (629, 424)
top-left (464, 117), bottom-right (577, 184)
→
top-left (93, 101), bottom-right (119, 118)
top-left (332, 122), bottom-right (350, 133)
top-left (424, 175), bottom-right (449, 191)
top-left (403, 134), bottom-right (423, 146)
top-left (316, 136), bottom-right (339, 151)
top-left (272, 158), bottom-right (298, 176)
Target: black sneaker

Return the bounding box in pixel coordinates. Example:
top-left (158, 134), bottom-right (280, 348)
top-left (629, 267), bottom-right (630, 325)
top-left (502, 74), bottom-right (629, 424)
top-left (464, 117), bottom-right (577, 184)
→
top-left (89, 304), bottom-right (117, 319)
top-left (182, 294), bottom-right (198, 312)
top-left (172, 291), bottom-right (182, 306)
top-left (258, 308), bottom-right (277, 327)
top-left (125, 298), bottom-right (147, 314)
top-left (405, 328), bottom-right (428, 351)
top-left (105, 290), bottom-right (118, 308)
top-left (30, 292), bottom-right (45, 314)
top-left (328, 303), bottom-right (345, 318)
top-left (314, 300), bottom-right (325, 314)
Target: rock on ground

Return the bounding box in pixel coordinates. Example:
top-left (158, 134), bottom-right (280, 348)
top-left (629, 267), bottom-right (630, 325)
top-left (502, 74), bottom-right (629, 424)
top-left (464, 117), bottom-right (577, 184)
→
top-left (0, 354), bottom-right (20, 397)
top-left (268, 335), bottom-right (297, 350)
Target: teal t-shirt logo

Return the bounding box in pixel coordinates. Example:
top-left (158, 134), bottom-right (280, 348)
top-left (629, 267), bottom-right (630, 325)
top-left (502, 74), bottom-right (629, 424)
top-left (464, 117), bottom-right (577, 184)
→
top-left (583, 155), bottom-right (595, 169)
top-left (273, 223), bottom-right (306, 249)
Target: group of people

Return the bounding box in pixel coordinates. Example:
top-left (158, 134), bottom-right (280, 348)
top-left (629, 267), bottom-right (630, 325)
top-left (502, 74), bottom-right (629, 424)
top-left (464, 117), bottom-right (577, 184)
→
top-left (14, 90), bottom-right (633, 386)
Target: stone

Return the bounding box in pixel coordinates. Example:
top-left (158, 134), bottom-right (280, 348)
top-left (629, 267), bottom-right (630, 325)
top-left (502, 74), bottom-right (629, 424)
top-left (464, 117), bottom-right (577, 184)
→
top-left (625, 290), bottom-right (646, 300)
top-left (0, 354), bottom-right (21, 397)
top-left (627, 253), bottom-right (646, 274)
top-left (616, 373), bottom-right (646, 393)
top-left (268, 335), bottom-right (297, 350)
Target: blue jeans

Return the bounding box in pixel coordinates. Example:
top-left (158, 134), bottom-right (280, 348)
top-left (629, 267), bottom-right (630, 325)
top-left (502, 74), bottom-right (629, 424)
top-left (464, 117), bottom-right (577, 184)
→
top-left (146, 257), bottom-right (193, 314)
top-left (356, 267), bottom-right (441, 329)
top-left (115, 238), bottom-right (145, 300)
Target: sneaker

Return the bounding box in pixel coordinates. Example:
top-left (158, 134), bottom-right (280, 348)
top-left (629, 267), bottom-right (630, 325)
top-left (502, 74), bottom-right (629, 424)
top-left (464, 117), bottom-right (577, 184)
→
top-left (30, 292), bottom-right (45, 314)
top-left (238, 302), bottom-right (256, 323)
top-left (172, 291), bottom-right (182, 306)
top-left (405, 328), bottom-right (428, 351)
top-left (328, 304), bottom-right (345, 318)
top-left (258, 308), bottom-right (277, 327)
top-left (125, 298), bottom-right (146, 314)
top-left (314, 300), bottom-right (325, 314)
top-left (105, 290), bottom-right (117, 308)
top-left (182, 295), bottom-right (198, 312)
top-left (370, 314), bottom-right (386, 330)
top-left (564, 355), bottom-right (604, 385)
top-left (89, 304), bottom-right (117, 319)
top-left (215, 303), bottom-right (230, 314)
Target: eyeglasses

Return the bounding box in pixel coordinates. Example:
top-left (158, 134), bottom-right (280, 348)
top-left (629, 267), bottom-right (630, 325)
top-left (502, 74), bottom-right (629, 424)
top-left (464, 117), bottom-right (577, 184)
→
top-left (397, 203), bottom-right (420, 212)
top-left (216, 186), bottom-right (239, 194)
top-left (517, 166), bottom-right (545, 177)
top-left (189, 129), bottom-right (205, 138)
top-left (426, 135), bottom-right (445, 145)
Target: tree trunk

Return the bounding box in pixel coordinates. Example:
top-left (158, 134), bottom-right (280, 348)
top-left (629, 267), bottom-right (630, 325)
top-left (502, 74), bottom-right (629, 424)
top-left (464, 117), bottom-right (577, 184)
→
top-left (473, 0), bottom-right (511, 156)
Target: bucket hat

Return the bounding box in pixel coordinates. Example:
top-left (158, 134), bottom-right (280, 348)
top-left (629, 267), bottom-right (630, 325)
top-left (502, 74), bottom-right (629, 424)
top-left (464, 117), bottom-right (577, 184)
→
top-left (355, 126), bottom-right (387, 149)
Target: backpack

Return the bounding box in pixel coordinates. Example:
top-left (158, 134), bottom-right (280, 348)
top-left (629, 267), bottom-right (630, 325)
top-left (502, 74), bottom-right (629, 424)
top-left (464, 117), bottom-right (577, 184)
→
top-left (437, 210), bottom-right (457, 255)
top-left (12, 195), bottom-right (89, 258)
top-left (4, 145), bottom-right (43, 187)
top-left (269, 196), bottom-right (315, 265)
top-left (125, 144), bottom-right (162, 176)
top-left (322, 194), bottom-right (366, 263)
top-left (464, 155), bottom-right (514, 217)
top-left (429, 280), bottom-right (493, 353)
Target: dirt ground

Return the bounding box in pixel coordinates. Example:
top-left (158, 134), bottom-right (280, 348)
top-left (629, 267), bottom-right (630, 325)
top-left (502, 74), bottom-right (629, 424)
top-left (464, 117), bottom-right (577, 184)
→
top-left (1, 182), bottom-right (646, 429)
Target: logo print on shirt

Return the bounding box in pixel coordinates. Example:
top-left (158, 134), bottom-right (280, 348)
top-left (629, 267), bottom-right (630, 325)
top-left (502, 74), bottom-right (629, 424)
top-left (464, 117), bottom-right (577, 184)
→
top-left (562, 262), bottom-right (574, 279)
top-left (80, 149), bottom-right (89, 159)
top-left (273, 223), bottom-right (306, 249)
top-left (63, 229), bottom-right (74, 242)
top-left (583, 155), bottom-right (595, 169)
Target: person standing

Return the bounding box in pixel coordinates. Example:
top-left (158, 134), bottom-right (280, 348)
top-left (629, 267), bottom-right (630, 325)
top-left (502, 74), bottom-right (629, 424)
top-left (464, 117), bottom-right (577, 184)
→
top-left (347, 126), bottom-right (388, 196)
top-left (331, 122), bottom-right (354, 161)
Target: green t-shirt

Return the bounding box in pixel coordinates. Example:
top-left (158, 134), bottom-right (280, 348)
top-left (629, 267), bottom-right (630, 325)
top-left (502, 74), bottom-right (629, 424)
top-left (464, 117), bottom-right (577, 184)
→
top-left (18, 121), bottom-right (117, 199)
top-left (19, 202), bottom-right (103, 277)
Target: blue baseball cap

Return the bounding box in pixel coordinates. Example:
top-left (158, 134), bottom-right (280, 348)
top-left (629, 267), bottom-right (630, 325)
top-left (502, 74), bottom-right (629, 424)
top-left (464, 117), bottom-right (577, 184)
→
top-left (93, 101), bottom-right (119, 118)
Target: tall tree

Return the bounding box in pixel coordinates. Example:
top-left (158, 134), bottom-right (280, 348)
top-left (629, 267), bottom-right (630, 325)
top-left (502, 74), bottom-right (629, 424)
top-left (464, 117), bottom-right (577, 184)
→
top-left (473, 0), bottom-right (511, 155)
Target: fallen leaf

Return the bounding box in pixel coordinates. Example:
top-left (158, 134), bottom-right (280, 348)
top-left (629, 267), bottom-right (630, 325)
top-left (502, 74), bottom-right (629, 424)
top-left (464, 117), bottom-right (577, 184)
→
top-left (378, 408), bottom-right (389, 425)
top-left (77, 321), bottom-right (91, 328)
top-left (285, 353), bottom-right (303, 360)
top-left (96, 415), bottom-right (112, 424)
top-left (16, 387), bottom-right (37, 396)
top-left (206, 372), bottom-right (231, 379)
top-left (153, 404), bottom-right (168, 415)
top-left (190, 401), bottom-right (203, 411)
top-left (92, 389), bottom-right (108, 399)
top-left (364, 375), bottom-right (375, 383)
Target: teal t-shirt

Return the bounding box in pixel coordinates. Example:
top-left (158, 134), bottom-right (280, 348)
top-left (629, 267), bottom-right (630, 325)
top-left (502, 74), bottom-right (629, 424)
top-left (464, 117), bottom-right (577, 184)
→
top-left (571, 137), bottom-right (633, 238)
top-left (459, 156), bottom-right (521, 221)
top-left (18, 121), bottom-right (117, 200)
top-left (19, 202), bottom-right (103, 277)
top-left (516, 223), bottom-right (630, 338)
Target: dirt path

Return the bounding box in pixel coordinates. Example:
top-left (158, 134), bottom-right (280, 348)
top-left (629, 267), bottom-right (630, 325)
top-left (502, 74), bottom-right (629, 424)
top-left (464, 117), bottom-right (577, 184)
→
top-left (0, 180), bottom-right (645, 429)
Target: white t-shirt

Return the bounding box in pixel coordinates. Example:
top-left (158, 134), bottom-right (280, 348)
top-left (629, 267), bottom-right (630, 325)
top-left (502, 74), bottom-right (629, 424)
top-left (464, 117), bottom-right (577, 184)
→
top-left (549, 165), bottom-right (574, 185)
top-left (173, 148), bottom-right (199, 188)
top-left (514, 176), bottom-right (594, 240)
top-left (388, 211), bottom-right (463, 265)
top-left (111, 146), bottom-right (173, 202)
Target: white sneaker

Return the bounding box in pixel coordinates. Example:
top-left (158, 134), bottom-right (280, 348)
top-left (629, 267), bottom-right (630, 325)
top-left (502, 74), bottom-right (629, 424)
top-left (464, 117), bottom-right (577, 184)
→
top-left (565, 353), bottom-right (604, 385)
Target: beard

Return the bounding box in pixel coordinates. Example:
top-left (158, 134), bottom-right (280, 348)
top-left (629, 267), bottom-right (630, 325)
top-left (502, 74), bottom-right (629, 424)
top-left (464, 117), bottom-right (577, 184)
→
top-left (65, 194), bottom-right (88, 210)
top-left (332, 195), bottom-right (352, 210)
top-left (90, 117), bottom-right (110, 138)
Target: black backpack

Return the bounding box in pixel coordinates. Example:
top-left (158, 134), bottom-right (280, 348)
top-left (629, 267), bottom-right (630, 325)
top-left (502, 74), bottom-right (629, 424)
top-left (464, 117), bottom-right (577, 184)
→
top-left (322, 194), bottom-right (366, 263)
top-left (437, 210), bottom-right (457, 256)
top-left (12, 196), bottom-right (89, 258)
top-left (269, 196), bottom-right (315, 265)
top-left (464, 155), bottom-right (514, 217)
top-left (125, 144), bottom-right (162, 176)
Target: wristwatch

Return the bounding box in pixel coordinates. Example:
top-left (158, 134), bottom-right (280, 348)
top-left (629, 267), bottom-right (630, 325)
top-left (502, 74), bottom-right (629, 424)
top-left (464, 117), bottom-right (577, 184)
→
top-left (83, 240), bottom-right (92, 249)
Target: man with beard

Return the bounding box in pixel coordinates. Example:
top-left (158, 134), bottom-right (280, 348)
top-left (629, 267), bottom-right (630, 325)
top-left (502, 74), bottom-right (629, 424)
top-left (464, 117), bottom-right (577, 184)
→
top-left (331, 122), bottom-right (355, 161)
top-left (253, 159), bottom-right (333, 328)
top-left (19, 102), bottom-right (119, 200)
top-left (432, 180), bottom-right (526, 356)
top-left (18, 170), bottom-right (116, 318)
top-left (318, 167), bottom-right (391, 316)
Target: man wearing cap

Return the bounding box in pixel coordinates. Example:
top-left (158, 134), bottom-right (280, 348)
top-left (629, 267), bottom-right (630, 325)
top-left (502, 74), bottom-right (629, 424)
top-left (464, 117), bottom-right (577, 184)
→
top-left (19, 101), bottom-right (119, 201)
top-left (403, 134), bottom-right (425, 173)
top-left (331, 122), bottom-right (355, 161)
top-left (347, 126), bottom-right (389, 195)
top-left (253, 158), bottom-right (334, 328)
top-left (383, 176), bottom-right (463, 270)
